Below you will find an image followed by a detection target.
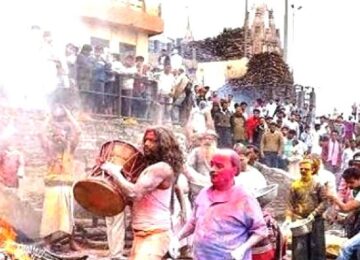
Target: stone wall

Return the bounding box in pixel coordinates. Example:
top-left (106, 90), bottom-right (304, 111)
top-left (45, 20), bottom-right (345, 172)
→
top-left (254, 163), bottom-right (293, 220)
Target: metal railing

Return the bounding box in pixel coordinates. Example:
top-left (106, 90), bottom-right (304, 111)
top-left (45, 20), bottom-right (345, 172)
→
top-left (74, 74), bottom-right (184, 124)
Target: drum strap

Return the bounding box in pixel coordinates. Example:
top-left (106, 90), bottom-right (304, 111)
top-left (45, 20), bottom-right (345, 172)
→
top-left (170, 173), bottom-right (180, 233)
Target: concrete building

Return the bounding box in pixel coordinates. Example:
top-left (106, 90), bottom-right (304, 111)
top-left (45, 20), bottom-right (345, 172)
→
top-left (25, 0), bottom-right (163, 59)
top-left (78, 0), bottom-right (163, 58)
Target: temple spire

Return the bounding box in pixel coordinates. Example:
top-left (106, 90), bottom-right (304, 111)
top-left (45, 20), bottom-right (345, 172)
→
top-left (183, 6), bottom-right (194, 43)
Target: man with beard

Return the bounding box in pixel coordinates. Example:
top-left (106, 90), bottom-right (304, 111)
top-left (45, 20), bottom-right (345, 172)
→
top-left (101, 126), bottom-right (184, 260)
top-left (39, 104), bottom-right (81, 250)
top-left (184, 130), bottom-right (218, 206)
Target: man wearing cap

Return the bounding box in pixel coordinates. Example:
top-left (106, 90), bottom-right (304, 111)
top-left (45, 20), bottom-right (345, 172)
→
top-left (184, 130), bottom-right (218, 205)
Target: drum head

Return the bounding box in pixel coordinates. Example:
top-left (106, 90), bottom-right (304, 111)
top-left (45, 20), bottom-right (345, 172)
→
top-left (100, 140), bottom-right (146, 181)
top-left (74, 179), bottom-right (125, 217)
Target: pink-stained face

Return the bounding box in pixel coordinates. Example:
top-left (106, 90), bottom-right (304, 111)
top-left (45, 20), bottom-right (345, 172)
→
top-left (143, 131), bottom-right (158, 157)
top-left (210, 153), bottom-right (236, 190)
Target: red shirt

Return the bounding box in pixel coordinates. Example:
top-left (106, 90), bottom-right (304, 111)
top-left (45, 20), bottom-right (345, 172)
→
top-left (246, 116), bottom-right (261, 142)
top-left (0, 150), bottom-right (21, 188)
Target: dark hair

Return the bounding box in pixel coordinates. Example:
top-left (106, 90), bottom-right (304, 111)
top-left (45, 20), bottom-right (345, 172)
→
top-left (135, 56), bottom-right (145, 62)
top-left (125, 54), bottom-right (134, 60)
top-left (95, 45), bottom-right (104, 52)
top-left (143, 126), bottom-right (184, 178)
top-left (253, 108), bottom-right (260, 113)
top-left (240, 102), bottom-right (248, 106)
top-left (81, 44), bottom-right (93, 53)
top-left (354, 152), bottom-right (360, 159)
top-left (288, 129), bottom-right (297, 135)
top-left (343, 167), bottom-right (360, 181)
top-left (246, 144), bottom-right (260, 155)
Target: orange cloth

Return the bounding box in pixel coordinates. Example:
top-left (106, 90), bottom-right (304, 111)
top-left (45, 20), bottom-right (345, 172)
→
top-left (40, 185), bottom-right (73, 237)
top-left (129, 230), bottom-right (170, 260)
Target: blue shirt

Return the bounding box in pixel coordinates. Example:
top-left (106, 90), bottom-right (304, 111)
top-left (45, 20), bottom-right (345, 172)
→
top-left (190, 185), bottom-right (268, 260)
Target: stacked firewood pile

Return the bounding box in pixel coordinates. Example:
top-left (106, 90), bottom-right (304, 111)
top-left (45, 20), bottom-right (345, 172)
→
top-left (182, 27), bottom-right (248, 62)
top-left (229, 52), bottom-right (294, 88)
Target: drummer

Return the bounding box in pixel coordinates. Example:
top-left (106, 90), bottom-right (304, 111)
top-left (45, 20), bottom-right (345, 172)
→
top-left (101, 126), bottom-right (184, 260)
top-left (283, 159), bottom-right (327, 260)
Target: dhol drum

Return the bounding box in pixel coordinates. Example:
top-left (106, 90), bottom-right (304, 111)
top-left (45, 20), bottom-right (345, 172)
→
top-left (74, 140), bottom-right (146, 217)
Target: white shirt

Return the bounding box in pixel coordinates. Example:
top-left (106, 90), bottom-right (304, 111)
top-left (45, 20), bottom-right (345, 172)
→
top-left (228, 101), bottom-right (236, 113)
top-left (120, 65), bottom-right (137, 90)
top-left (189, 107), bottom-right (207, 133)
top-left (313, 167), bottom-right (336, 194)
top-left (266, 102), bottom-right (277, 117)
top-left (285, 120), bottom-right (300, 137)
top-left (311, 130), bottom-right (322, 155)
top-left (170, 54), bottom-right (183, 70)
top-left (319, 123), bottom-right (329, 136)
top-left (342, 148), bottom-right (360, 169)
top-left (158, 72), bottom-right (175, 95)
top-left (235, 165), bottom-right (267, 195)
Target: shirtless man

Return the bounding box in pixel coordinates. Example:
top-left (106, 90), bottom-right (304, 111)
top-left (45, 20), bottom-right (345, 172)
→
top-left (101, 126), bottom-right (184, 260)
top-left (184, 129), bottom-right (218, 205)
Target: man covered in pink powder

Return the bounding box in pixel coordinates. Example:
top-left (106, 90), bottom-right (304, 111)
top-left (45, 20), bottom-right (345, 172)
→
top-left (169, 149), bottom-right (268, 260)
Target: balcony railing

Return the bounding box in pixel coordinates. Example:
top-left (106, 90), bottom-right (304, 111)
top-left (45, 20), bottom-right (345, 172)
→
top-left (58, 73), bottom-right (185, 125)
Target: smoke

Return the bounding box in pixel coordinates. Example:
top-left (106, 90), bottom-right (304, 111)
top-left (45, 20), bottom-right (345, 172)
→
top-left (0, 0), bottom-right (81, 111)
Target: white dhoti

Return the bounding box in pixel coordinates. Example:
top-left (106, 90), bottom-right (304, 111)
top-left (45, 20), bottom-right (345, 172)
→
top-left (40, 185), bottom-right (74, 237)
top-left (106, 211), bottom-right (125, 257)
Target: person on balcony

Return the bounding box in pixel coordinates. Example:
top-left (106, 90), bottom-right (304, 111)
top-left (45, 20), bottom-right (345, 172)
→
top-left (157, 64), bottom-right (175, 123)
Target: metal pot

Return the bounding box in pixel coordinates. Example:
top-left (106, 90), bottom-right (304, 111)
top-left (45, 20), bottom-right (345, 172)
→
top-left (290, 218), bottom-right (314, 237)
top-left (255, 184), bottom-right (279, 207)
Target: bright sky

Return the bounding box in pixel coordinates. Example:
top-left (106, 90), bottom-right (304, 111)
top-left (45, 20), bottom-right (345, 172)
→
top-left (162, 0), bottom-right (360, 116)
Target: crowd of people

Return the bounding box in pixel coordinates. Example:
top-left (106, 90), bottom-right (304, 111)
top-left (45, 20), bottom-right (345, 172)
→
top-left (2, 99), bottom-right (360, 260)
top-left (3, 28), bottom-right (360, 260)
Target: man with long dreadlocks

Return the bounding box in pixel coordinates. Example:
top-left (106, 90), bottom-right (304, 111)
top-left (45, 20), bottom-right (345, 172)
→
top-left (102, 126), bottom-right (184, 260)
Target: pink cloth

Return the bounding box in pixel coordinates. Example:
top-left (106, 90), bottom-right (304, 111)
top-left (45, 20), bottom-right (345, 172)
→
top-left (132, 186), bottom-right (172, 231)
top-left (327, 140), bottom-right (340, 166)
top-left (338, 178), bottom-right (352, 203)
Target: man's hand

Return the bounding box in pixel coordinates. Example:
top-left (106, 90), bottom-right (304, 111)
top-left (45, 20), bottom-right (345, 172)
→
top-left (307, 213), bottom-right (315, 222)
top-left (101, 162), bottom-right (123, 178)
top-left (231, 245), bottom-right (247, 260)
top-left (281, 219), bottom-right (292, 237)
top-left (168, 236), bottom-right (180, 259)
